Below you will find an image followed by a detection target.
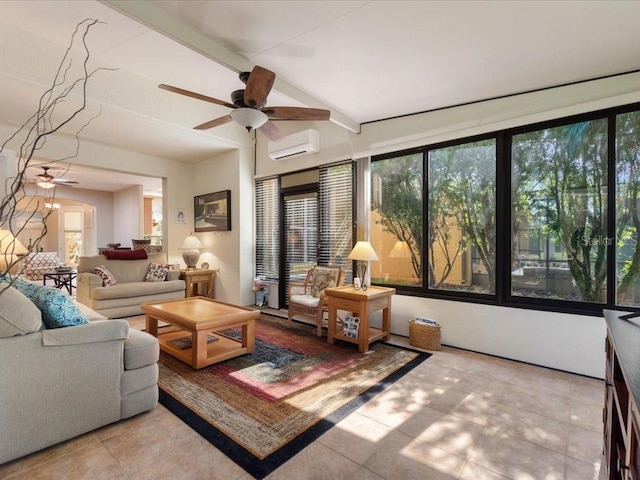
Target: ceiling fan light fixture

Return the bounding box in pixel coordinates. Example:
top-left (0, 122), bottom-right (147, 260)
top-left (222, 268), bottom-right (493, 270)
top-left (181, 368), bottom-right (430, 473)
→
top-left (230, 108), bottom-right (268, 132)
top-left (36, 181), bottom-right (55, 190)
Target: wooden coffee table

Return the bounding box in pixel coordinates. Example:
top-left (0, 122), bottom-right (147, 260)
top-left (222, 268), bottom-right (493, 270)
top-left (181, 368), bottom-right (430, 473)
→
top-left (142, 297), bottom-right (259, 369)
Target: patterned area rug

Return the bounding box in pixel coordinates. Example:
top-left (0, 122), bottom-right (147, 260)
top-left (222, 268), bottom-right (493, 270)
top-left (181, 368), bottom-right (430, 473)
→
top-left (157, 314), bottom-right (429, 479)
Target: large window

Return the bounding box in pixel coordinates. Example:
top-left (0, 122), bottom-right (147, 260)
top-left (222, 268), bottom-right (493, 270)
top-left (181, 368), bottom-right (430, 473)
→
top-left (371, 103), bottom-right (640, 313)
top-left (428, 139), bottom-right (496, 294)
top-left (616, 111), bottom-right (640, 307)
top-left (511, 120), bottom-right (608, 303)
top-left (371, 154), bottom-right (423, 286)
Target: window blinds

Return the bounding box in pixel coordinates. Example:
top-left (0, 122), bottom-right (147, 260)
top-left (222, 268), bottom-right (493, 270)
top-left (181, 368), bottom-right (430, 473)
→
top-left (319, 163), bottom-right (354, 284)
top-left (255, 177), bottom-right (280, 280)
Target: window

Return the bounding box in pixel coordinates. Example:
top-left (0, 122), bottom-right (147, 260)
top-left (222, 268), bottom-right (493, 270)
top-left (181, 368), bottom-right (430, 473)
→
top-left (428, 139), bottom-right (496, 294)
top-left (319, 163), bottom-right (354, 284)
top-left (371, 154), bottom-right (423, 286)
top-left (371, 103), bottom-right (640, 313)
top-left (616, 111), bottom-right (640, 307)
top-left (255, 177), bottom-right (280, 280)
top-left (511, 120), bottom-right (608, 303)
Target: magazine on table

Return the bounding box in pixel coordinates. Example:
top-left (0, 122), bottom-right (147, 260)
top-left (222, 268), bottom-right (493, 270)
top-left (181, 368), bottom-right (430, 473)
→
top-left (342, 314), bottom-right (360, 338)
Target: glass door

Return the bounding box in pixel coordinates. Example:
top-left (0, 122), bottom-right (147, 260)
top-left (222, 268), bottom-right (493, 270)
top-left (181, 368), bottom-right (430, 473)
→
top-left (282, 189), bottom-right (318, 306)
top-left (59, 207), bottom-right (84, 266)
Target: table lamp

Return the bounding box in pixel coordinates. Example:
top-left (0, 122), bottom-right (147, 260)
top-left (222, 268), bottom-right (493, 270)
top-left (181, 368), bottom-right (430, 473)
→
top-left (0, 229), bottom-right (28, 274)
top-left (180, 234), bottom-right (203, 270)
top-left (347, 241), bottom-right (379, 291)
top-left (389, 240), bottom-right (411, 258)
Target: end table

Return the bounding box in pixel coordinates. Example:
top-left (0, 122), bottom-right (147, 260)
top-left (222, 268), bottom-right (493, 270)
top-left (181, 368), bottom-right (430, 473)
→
top-left (179, 269), bottom-right (218, 298)
top-left (326, 285), bottom-right (396, 353)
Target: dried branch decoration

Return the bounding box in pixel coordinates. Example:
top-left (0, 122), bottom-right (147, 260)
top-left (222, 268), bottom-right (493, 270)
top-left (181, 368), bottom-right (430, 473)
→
top-left (0, 18), bottom-right (112, 283)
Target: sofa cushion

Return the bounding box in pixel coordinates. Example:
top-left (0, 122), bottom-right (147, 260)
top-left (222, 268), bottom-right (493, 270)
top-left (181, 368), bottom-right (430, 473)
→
top-left (145, 263), bottom-right (169, 282)
top-left (33, 287), bottom-right (90, 329)
top-left (124, 329), bottom-right (159, 370)
top-left (90, 280), bottom-right (185, 300)
top-left (94, 265), bottom-right (117, 286)
top-left (0, 284), bottom-right (43, 337)
top-left (78, 253), bottom-right (168, 284)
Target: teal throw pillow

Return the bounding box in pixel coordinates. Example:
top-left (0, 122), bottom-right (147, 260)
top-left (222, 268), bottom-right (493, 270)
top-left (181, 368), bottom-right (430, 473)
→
top-left (12, 278), bottom-right (89, 329)
top-left (33, 287), bottom-right (89, 329)
top-left (11, 278), bottom-right (41, 302)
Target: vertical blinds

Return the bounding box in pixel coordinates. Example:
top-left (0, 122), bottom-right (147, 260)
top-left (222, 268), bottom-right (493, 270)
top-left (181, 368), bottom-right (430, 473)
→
top-left (319, 163), bottom-right (354, 284)
top-left (255, 177), bottom-right (280, 279)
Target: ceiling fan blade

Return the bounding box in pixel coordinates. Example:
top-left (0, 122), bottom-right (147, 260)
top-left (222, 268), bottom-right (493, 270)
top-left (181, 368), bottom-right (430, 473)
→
top-left (244, 66), bottom-right (275, 108)
top-left (258, 121), bottom-right (285, 142)
top-left (54, 180), bottom-right (79, 184)
top-left (265, 106), bottom-right (330, 121)
top-left (194, 115), bottom-right (234, 130)
top-left (159, 84), bottom-right (236, 109)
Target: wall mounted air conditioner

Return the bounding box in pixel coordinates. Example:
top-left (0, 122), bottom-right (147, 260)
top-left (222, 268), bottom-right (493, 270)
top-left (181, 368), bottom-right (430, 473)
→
top-left (268, 129), bottom-right (320, 160)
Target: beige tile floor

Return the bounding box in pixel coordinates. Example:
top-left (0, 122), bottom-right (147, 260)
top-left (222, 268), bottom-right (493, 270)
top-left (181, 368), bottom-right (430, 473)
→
top-left (0, 317), bottom-right (607, 480)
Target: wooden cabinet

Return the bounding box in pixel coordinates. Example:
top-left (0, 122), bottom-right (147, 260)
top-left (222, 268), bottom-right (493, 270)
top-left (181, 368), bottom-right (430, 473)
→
top-left (604, 310), bottom-right (640, 480)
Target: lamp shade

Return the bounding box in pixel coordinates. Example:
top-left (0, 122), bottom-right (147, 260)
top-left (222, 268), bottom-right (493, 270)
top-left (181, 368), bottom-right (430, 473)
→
top-left (0, 229), bottom-right (28, 271)
top-left (347, 241), bottom-right (379, 261)
top-left (180, 235), bottom-right (203, 250)
top-left (389, 241), bottom-right (411, 258)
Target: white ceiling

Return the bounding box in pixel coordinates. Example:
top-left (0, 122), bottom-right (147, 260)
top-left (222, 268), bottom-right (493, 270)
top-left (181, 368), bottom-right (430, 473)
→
top-left (1, 0), bottom-right (640, 192)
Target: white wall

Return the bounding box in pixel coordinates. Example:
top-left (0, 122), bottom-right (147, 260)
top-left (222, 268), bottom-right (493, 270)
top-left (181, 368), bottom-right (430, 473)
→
top-left (193, 145), bottom-right (255, 306)
top-left (112, 185), bottom-right (143, 248)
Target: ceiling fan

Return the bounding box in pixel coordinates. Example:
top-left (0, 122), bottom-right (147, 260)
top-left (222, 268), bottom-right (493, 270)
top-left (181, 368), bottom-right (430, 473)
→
top-left (159, 65), bottom-right (330, 141)
top-left (32, 166), bottom-right (79, 190)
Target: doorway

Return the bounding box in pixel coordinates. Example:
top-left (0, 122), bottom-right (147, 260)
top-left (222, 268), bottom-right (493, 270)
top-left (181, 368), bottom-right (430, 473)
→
top-left (281, 188), bottom-right (318, 307)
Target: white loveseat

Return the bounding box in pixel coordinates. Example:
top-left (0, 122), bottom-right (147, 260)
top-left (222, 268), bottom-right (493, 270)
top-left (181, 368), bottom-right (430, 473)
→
top-left (76, 252), bottom-right (185, 318)
top-left (0, 283), bottom-right (159, 464)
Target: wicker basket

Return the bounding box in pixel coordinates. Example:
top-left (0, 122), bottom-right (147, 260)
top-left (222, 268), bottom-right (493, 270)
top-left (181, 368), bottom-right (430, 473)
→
top-left (409, 320), bottom-right (441, 350)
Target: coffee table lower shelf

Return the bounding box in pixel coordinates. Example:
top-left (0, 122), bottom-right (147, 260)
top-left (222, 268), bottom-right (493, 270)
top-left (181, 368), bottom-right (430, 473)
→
top-left (157, 330), bottom-right (250, 368)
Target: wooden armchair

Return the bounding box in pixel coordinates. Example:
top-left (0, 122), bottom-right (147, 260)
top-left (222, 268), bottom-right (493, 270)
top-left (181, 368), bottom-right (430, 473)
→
top-left (287, 265), bottom-right (345, 336)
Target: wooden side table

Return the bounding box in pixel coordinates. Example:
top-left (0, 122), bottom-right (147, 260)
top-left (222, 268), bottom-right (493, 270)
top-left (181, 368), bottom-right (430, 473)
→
top-left (180, 269), bottom-right (218, 298)
top-left (326, 285), bottom-right (396, 353)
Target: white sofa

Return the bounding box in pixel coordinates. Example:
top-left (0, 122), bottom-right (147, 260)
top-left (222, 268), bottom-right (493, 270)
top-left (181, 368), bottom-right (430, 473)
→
top-left (76, 252), bottom-right (185, 318)
top-left (0, 283), bottom-right (159, 464)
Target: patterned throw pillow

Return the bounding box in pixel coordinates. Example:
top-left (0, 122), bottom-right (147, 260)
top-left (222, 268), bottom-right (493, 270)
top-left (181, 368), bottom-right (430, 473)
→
top-left (145, 263), bottom-right (169, 282)
top-left (8, 279), bottom-right (88, 329)
top-left (93, 265), bottom-right (117, 286)
top-left (11, 278), bottom-right (41, 301)
top-left (309, 267), bottom-right (340, 298)
top-left (32, 286), bottom-right (89, 329)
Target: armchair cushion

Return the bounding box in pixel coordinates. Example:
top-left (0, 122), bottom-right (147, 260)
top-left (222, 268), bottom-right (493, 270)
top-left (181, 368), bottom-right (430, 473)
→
top-left (0, 285), bottom-right (42, 337)
top-left (290, 294), bottom-right (320, 308)
top-left (309, 266), bottom-right (341, 297)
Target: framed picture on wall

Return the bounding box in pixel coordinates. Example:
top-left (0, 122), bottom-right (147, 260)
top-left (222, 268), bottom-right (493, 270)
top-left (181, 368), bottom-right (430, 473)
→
top-left (194, 190), bottom-right (231, 232)
top-left (175, 209), bottom-right (187, 224)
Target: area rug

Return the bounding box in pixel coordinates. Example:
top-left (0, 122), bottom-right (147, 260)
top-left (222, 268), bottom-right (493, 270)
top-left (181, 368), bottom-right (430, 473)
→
top-left (157, 314), bottom-right (430, 479)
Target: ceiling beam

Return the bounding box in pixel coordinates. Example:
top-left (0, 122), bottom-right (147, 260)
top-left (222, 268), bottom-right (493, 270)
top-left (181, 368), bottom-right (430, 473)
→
top-left (101, 0), bottom-right (361, 134)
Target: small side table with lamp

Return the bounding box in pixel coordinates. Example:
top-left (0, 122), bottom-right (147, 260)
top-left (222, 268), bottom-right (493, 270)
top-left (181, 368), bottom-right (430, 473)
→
top-left (179, 233), bottom-right (217, 298)
top-left (326, 241), bottom-right (396, 352)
